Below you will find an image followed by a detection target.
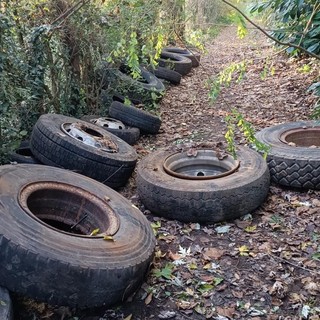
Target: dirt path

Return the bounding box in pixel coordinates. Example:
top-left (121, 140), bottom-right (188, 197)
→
top-left (17, 27), bottom-right (319, 320)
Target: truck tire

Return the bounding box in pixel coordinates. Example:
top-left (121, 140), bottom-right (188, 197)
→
top-left (137, 146), bottom-right (270, 223)
top-left (0, 164), bottom-right (155, 308)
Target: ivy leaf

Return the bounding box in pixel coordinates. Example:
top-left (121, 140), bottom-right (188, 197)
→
top-left (197, 283), bottom-right (214, 294)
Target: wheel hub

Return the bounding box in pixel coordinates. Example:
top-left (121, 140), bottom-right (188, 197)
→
top-left (90, 117), bottom-right (125, 130)
top-left (163, 150), bottom-right (240, 180)
top-left (61, 122), bottom-right (118, 152)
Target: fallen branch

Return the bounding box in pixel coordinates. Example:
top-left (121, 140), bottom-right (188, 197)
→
top-left (220, 0), bottom-right (320, 60)
top-left (269, 253), bottom-right (320, 275)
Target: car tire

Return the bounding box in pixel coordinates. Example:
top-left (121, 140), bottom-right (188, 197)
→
top-left (109, 101), bottom-right (161, 134)
top-left (9, 145), bottom-right (42, 164)
top-left (81, 115), bottom-right (140, 145)
top-left (150, 66), bottom-right (182, 85)
top-left (163, 47), bottom-right (201, 67)
top-left (30, 114), bottom-right (137, 189)
top-left (158, 52), bottom-right (193, 76)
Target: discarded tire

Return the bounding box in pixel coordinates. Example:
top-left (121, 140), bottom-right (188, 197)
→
top-left (150, 66), bottom-right (182, 85)
top-left (100, 65), bottom-right (165, 104)
top-left (30, 114), bottom-right (137, 189)
top-left (163, 47), bottom-right (201, 67)
top-left (0, 286), bottom-right (13, 320)
top-left (109, 101), bottom-right (161, 134)
top-left (9, 144), bottom-right (42, 164)
top-left (255, 121), bottom-right (320, 189)
top-left (137, 146), bottom-right (270, 223)
top-left (119, 65), bottom-right (165, 92)
top-left (81, 115), bottom-right (140, 145)
top-left (158, 52), bottom-right (193, 76)
top-left (0, 164), bottom-right (155, 308)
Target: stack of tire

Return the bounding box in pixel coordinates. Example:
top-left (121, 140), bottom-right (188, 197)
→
top-left (152, 46), bottom-right (201, 85)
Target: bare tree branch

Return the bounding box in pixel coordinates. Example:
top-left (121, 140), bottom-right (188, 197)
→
top-left (298, 2), bottom-right (320, 46)
top-left (220, 0), bottom-right (320, 60)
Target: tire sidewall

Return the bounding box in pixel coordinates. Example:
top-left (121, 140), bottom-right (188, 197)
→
top-left (34, 114), bottom-right (137, 163)
top-left (137, 146), bottom-right (270, 222)
top-left (256, 121), bottom-right (320, 160)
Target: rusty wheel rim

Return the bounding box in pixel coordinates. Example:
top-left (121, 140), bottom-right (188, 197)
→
top-left (280, 127), bottom-right (320, 147)
top-left (89, 117), bottom-right (125, 130)
top-left (163, 150), bottom-right (240, 180)
top-left (19, 182), bottom-right (120, 238)
top-left (61, 122), bottom-right (119, 153)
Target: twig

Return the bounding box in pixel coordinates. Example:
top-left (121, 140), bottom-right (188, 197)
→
top-left (220, 0), bottom-right (320, 60)
top-left (51, 0), bottom-right (89, 26)
top-left (269, 253), bottom-right (320, 275)
top-left (298, 3), bottom-right (320, 46)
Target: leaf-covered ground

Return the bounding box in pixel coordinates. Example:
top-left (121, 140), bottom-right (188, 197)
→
top-left (16, 27), bottom-right (320, 320)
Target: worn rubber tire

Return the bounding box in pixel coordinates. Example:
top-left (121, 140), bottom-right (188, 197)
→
top-left (0, 164), bottom-right (155, 308)
top-left (0, 287), bottom-right (13, 320)
top-left (9, 146), bottom-right (42, 164)
top-left (30, 114), bottom-right (137, 189)
top-left (158, 52), bottom-right (193, 76)
top-left (118, 65), bottom-right (165, 92)
top-left (81, 115), bottom-right (140, 145)
top-left (100, 65), bottom-right (165, 104)
top-left (136, 146), bottom-right (270, 223)
top-left (150, 66), bottom-right (182, 85)
top-left (163, 47), bottom-right (201, 67)
top-left (109, 101), bottom-right (161, 134)
top-left (255, 121), bottom-right (320, 189)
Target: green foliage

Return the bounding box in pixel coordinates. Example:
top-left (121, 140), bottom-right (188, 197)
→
top-left (250, 0), bottom-right (320, 56)
top-left (153, 263), bottom-right (174, 280)
top-left (225, 109), bottom-right (270, 159)
top-left (0, 0), bottom-right (178, 163)
top-left (208, 60), bottom-right (247, 102)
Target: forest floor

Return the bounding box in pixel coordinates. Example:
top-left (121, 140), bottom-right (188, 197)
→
top-left (15, 26), bottom-right (320, 320)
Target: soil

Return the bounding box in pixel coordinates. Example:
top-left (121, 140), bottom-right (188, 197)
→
top-left (13, 27), bottom-right (320, 320)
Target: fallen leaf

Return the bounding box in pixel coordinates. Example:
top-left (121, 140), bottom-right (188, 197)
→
top-left (216, 306), bottom-right (236, 318)
top-left (145, 292), bottom-right (152, 305)
top-left (203, 248), bottom-right (225, 260)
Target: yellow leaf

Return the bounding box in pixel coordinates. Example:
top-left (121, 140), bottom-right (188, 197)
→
top-left (188, 263), bottom-right (197, 270)
top-left (103, 235), bottom-right (115, 241)
top-left (155, 250), bottom-right (165, 258)
top-left (90, 228), bottom-right (100, 236)
top-left (245, 225), bottom-right (257, 232)
top-left (203, 263), bottom-right (212, 270)
top-left (238, 245), bottom-right (249, 256)
top-left (124, 314), bottom-right (132, 320)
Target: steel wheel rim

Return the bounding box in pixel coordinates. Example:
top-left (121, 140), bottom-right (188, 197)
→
top-left (163, 150), bottom-right (240, 180)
